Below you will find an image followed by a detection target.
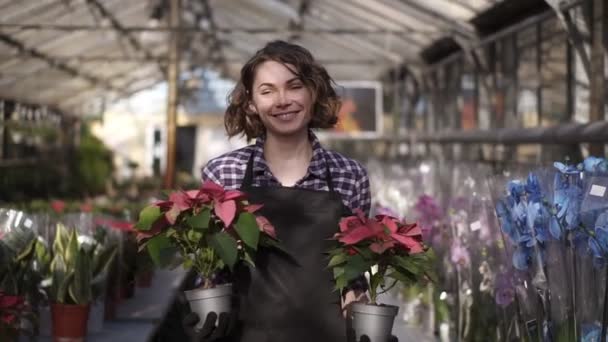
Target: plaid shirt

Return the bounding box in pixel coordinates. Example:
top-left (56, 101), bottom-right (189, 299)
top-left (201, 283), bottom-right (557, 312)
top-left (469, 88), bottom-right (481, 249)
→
top-left (202, 131), bottom-right (371, 216)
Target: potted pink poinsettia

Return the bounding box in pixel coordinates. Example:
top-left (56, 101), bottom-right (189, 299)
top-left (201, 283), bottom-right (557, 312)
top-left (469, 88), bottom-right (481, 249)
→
top-left (327, 210), bottom-right (435, 342)
top-left (134, 180), bottom-right (280, 328)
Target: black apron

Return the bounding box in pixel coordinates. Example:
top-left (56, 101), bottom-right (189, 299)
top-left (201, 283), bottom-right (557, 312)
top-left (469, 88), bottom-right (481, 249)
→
top-left (232, 153), bottom-right (350, 342)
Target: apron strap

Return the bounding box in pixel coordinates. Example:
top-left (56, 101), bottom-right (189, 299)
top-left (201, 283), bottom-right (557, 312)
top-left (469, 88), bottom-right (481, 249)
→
top-left (242, 152), bottom-right (255, 188)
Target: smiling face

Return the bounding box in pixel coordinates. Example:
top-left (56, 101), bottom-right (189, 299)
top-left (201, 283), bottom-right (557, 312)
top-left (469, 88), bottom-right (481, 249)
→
top-left (249, 60), bottom-right (314, 139)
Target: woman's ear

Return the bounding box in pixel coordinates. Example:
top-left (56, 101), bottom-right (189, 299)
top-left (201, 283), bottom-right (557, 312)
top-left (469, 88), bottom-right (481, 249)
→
top-left (247, 101), bottom-right (257, 116)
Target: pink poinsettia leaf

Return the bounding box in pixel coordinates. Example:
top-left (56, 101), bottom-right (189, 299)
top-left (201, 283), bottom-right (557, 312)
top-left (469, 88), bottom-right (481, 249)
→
top-left (244, 204), bottom-right (264, 213)
top-left (169, 191), bottom-right (191, 211)
top-left (339, 216), bottom-right (365, 233)
top-left (256, 216), bottom-right (276, 239)
top-left (223, 190), bottom-right (246, 201)
top-left (200, 180), bottom-right (226, 198)
top-left (215, 199), bottom-right (237, 227)
top-left (185, 190), bottom-right (200, 199)
top-left (164, 206), bottom-right (181, 225)
top-left (339, 226), bottom-right (375, 245)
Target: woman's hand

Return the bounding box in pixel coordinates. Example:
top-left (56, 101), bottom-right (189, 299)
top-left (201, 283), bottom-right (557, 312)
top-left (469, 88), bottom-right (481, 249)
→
top-left (341, 289), bottom-right (369, 318)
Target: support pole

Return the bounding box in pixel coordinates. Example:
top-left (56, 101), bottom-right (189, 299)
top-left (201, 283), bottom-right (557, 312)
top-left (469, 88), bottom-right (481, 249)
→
top-left (164, 0), bottom-right (181, 189)
top-left (589, 0), bottom-right (606, 156)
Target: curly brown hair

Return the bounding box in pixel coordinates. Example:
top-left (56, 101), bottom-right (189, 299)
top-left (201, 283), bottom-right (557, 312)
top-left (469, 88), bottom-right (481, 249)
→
top-left (225, 40), bottom-right (340, 140)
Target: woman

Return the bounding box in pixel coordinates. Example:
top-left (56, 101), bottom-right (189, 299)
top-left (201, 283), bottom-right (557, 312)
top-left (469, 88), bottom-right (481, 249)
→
top-left (194, 40), bottom-right (381, 342)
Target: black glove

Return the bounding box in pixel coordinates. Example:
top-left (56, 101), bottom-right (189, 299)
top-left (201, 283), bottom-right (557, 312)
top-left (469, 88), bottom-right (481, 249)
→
top-left (182, 311), bottom-right (238, 342)
top-left (346, 327), bottom-right (398, 342)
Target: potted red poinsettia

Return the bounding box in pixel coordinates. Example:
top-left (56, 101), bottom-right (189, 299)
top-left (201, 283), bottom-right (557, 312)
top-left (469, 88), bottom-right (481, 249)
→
top-left (134, 180), bottom-right (280, 328)
top-left (327, 210), bottom-right (435, 342)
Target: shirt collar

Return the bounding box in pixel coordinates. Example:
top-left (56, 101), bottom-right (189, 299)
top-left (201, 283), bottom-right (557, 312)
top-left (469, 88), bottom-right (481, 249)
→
top-left (252, 130), bottom-right (327, 178)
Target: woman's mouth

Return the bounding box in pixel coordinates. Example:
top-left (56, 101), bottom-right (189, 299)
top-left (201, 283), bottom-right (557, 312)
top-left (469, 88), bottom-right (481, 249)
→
top-left (271, 111), bottom-right (298, 121)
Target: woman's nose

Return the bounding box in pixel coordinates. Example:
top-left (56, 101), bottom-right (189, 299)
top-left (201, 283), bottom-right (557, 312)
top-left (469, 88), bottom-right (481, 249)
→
top-left (275, 91), bottom-right (291, 107)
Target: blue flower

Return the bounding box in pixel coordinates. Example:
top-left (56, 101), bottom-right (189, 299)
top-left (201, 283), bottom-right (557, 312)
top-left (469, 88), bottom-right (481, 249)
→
top-left (513, 244), bottom-right (533, 270)
top-left (525, 173), bottom-right (543, 203)
top-left (581, 323), bottom-right (607, 342)
top-left (554, 161), bottom-right (581, 175)
top-left (589, 222), bottom-right (608, 267)
top-left (507, 180), bottom-right (525, 203)
top-left (583, 157), bottom-right (608, 174)
top-left (549, 215), bottom-right (562, 239)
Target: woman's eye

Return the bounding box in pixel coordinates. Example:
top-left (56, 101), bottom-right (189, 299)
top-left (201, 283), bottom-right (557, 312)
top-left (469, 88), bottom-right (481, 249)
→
top-left (291, 84), bottom-right (303, 89)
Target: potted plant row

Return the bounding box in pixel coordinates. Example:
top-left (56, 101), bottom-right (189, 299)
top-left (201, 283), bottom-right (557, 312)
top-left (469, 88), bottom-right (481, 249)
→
top-left (328, 210), bottom-right (436, 342)
top-left (0, 216), bottom-right (39, 342)
top-left (134, 180), bottom-right (281, 328)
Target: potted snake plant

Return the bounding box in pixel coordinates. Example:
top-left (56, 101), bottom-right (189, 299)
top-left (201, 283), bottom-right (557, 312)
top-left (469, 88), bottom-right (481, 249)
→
top-left (42, 223), bottom-right (116, 341)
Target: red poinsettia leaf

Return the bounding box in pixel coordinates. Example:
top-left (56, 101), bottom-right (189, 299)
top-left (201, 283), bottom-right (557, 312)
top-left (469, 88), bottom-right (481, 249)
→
top-left (391, 234), bottom-right (424, 254)
top-left (169, 191), bottom-right (191, 211)
top-left (339, 216), bottom-right (365, 233)
top-left (215, 199), bottom-right (237, 227)
top-left (400, 223), bottom-right (422, 238)
top-left (224, 190), bottom-right (246, 201)
top-left (354, 208), bottom-right (367, 221)
top-left (0, 295), bottom-right (20, 308)
top-left (1, 313), bottom-right (16, 324)
top-left (80, 202), bottom-right (93, 213)
top-left (50, 200), bottom-right (66, 214)
top-left (255, 216), bottom-right (276, 239)
top-left (339, 226), bottom-right (375, 245)
top-left (370, 240), bottom-right (395, 254)
top-left (381, 216), bottom-right (399, 234)
top-left (154, 200), bottom-right (173, 210)
top-left (200, 180), bottom-right (226, 198)
top-left (244, 204), bottom-right (264, 213)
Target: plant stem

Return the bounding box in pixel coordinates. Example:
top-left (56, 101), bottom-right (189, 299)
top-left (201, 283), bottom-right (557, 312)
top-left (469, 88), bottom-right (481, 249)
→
top-left (600, 264), bottom-right (608, 342)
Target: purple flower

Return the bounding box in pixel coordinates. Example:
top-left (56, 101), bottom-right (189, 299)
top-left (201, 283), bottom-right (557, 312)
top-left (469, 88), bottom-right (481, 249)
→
top-left (450, 241), bottom-right (470, 267)
top-left (494, 272), bottom-right (515, 307)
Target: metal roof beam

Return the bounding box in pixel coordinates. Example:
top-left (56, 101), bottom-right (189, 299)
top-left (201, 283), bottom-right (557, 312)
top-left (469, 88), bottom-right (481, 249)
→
top-left (0, 23), bottom-right (426, 35)
top-left (84, 0), bottom-right (166, 76)
top-left (397, 0), bottom-right (477, 39)
top-left (0, 31), bottom-right (120, 91)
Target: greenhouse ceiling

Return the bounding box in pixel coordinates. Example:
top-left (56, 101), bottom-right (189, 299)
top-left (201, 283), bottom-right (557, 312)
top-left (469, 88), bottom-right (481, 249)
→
top-left (0, 0), bottom-right (503, 115)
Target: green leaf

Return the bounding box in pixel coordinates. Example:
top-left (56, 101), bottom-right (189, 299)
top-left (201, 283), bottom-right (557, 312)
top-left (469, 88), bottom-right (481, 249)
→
top-left (343, 254), bottom-right (371, 283)
top-left (65, 228), bottom-right (79, 266)
top-left (209, 232), bottom-right (238, 270)
top-left (334, 275), bottom-right (348, 291)
top-left (327, 253), bottom-right (347, 268)
top-left (387, 269), bottom-right (417, 285)
top-left (393, 255), bottom-right (422, 275)
top-left (146, 235), bottom-right (176, 268)
top-left (187, 208), bottom-right (211, 230)
top-left (135, 205), bottom-right (163, 231)
top-left (333, 266), bottom-right (345, 279)
top-left (187, 230), bottom-right (203, 244)
top-left (182, 258), bottom-right (193, 269)
top-left (234, 212), bottom-right (260, 250)
top-left (93, 245), bottom-right (118, 278)
top-left (243, 248), bottom-right (256, 268)
top-left (70, 248), bottom-right (92, 304)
